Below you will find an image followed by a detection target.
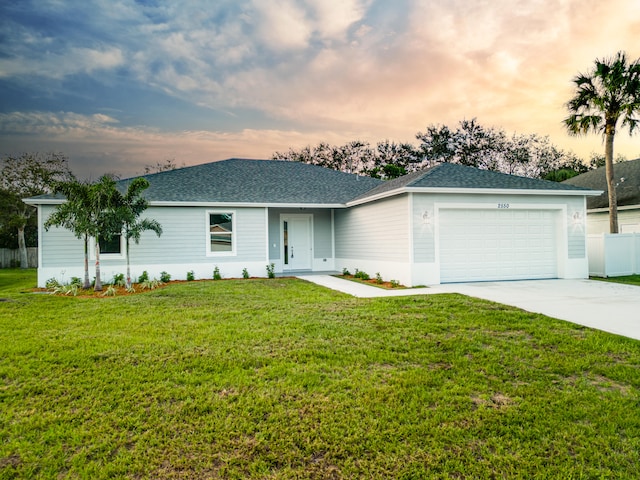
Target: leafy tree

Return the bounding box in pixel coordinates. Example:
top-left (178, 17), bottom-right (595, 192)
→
top-left (114, 178), bottom-right (162, 288)
top-left (274, 119), bottom-right (585, 181)
top-left (273, 140), bottom-right (421, 178)
top-left (415, 124), bottom-right (456, 166)
top-left (45, 180), bottom-right (94, 288)
top-left (416, 120), bottom-right (581, 178)
top-left (564, 51), bottom-right (640, 233)
top-left (455, 118), bottom-right (507, 170)
top-left (0, 153), bottom-right (74, 268)
top-left (368, 140), bottom-right (421, 179)
top-left (416, 120), bottom-right (506, 170)
top-left (588, 152), bottom-right (628, 169)
top-left (142, 158), bottom-right (184, 174)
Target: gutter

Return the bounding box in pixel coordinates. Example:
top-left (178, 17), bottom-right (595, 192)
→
top-left (347, 187), bottom-right (604, 207)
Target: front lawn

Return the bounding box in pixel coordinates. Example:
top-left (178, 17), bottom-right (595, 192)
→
top-left (592, 274), bottom-right (640, 287)
top-left (1, 269), bottom-right (639, 478)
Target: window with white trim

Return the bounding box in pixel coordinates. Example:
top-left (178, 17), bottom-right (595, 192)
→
top-left (207, 211), bottom-right (235, 255)
top-left (90, 234), bottom-right (126, 259)
top-left (100, 234), bottom-right (122, 255)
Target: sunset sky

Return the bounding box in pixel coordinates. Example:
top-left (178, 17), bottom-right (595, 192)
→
top-left (1, 0), bottom-right (639, 179)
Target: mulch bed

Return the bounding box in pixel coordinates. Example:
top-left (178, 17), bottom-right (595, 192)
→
top-left (336, 275), bottom-right (406, 289)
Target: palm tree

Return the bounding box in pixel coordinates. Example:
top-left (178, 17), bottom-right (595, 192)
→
top-left (89, 175), bottom-right (122, 292)
top-left (45, 180), bottom-right (94, 289)
top-left (564, 51), bottom-right (640, 233)
top-left (115, 178), bottom-right (162, 288)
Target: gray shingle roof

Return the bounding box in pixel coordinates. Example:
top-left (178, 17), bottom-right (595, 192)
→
top-left (119, 158), bottom-right (382, 204)
top-left (352, 162), bottom-right (595, 202)
top-left (563, 159), bottom-right (640, 209)
top-left (26, 159), bottom-right (598, 206)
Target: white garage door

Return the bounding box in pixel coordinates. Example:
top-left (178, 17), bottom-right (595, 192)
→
top-left (439, 209), bottom-right (558, 283)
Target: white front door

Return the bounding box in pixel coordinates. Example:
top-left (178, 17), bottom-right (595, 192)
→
top-left (282, 215), bottom-right (313, 271)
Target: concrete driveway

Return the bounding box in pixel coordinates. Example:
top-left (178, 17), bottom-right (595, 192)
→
top-left (434, 279), bottom-right (640, 341)
top-left (298, 276), bottom-right (640, 341)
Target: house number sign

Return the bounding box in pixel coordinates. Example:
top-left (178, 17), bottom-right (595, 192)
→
top-left (497, 203), bottom-right (510, 209)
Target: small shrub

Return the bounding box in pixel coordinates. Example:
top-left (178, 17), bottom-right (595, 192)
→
top-left (342, 268), bottom-right (351, 276)
top-left (160, 271), bottom-right (171, 283)
top-left (186, 270), bottom-right (195, 281)
top-left (242, 268), bottom-right (250, 279)
top-left (70, 277), bottom-right (83, 287)
top-left (375, 272), bottom-right (383, 284)
top-left (266, 263), bottom-right (275, 279)
top-left (9, 259), bottom-right (20, 268)
top-left (126, 285), bottom-right (136, 293)
top-left (54, 283), bottom-right (80, 296)
top-left (390, 279), bottom-right (400, 288)
top-left (141, 278), bottom-right (162, 290)
top-left (46, 278), bottom-right (60, 290)
top-left (354, 270), bottom-right (370, 280)
top-left (112, 273), bottom-right (126, 287)
top-left (213, 266), bottom-right (222, 280)
top-left (101, 285), bottom-right (117, 297)
top-left (138, 271), bottom-right (149, 283)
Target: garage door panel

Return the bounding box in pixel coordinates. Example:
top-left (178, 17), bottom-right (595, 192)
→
top-left (439, 209), bottom-right (558, 283)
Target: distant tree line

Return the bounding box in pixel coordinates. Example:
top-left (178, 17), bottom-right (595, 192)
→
top-left (0, 153), bottom-right (74, 258)
top-left (272, 119), bottom-right (593, 181)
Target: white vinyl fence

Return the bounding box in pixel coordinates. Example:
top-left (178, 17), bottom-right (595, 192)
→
top-left (587, 233), bottom-right (640, 277)
top-left (0, 248), bottom-right (38, 268)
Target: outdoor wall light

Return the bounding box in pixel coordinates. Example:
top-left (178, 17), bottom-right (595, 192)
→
top-left (572, 211), bottom-right (583, 226)
top-left (422, 211), bottom-right (431, 225)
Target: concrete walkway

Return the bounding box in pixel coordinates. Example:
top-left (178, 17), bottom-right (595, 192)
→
top-left (297, 275), bottom-right (640, 341)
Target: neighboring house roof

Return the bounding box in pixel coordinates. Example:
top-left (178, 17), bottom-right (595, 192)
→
top-left (563, 158), bottom-right (640, 210)
top-left (351, 162), bottom-right (598, 204)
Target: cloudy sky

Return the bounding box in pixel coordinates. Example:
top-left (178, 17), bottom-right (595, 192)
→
top-left (1, 0), bottom-right (639, 179)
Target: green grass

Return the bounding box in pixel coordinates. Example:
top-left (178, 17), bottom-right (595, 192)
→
top-left (1, 269), bottom-right (639, 479)
top-left (592, 274), bottom-right (640, 287)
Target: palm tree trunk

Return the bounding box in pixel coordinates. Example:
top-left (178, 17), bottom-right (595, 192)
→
top-left (126, 237), bottom-right (131, 289)
top-left (604, 128), bottom-right (619, 234)
top-left (94, 239), bottom-right (103, 291)
top-left (17, 226), bottom-right (28, 269)
top-left (83, 234), bottom-right (90, 289)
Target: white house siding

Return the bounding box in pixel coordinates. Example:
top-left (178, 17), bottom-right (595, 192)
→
top-left (39, 205), bottom-right (85, 269)
top-left (410, 193), bottom-right (589, 286)
top-left (587, 209), bottom-right (640, 234)
top-left (36, 205), bottom-right (268, 287)
top-left (267, 208), bottom-right (333, 272)
top-left (335, 195), bottom-right (411, 285)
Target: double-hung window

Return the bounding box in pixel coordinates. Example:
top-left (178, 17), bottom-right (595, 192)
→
top-left (207, 211), bottom-right (235, 255)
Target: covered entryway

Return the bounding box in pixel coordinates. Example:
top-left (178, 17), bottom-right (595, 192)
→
top-left (438, 208), bottom-right (558, 283)
top-left (281, 214), bottom-right (313, 271)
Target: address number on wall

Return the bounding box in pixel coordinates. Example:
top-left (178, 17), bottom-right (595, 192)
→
top-left (497, 203), bottom-right (510, 209)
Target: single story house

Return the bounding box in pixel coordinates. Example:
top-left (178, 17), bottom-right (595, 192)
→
top-left (563, 158), bottom-right (640, 234)
top-left (26, 158), bottom-right (599, 287)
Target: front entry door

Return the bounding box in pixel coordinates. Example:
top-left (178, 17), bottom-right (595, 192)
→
top-left (282, 215), bottom-right (312, 271)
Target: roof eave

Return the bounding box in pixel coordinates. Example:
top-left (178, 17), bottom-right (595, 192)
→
top-left (148, 201), bottom-right (347, 208)
top-left (347, 187), bottom-right (603, 207)
top-left (588, 203), bottom-right (640, 213)
top-left (22, 198), bottom-right (64, 205)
